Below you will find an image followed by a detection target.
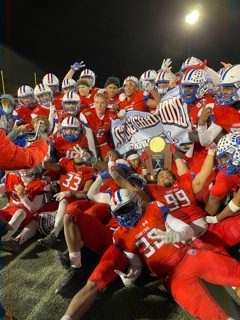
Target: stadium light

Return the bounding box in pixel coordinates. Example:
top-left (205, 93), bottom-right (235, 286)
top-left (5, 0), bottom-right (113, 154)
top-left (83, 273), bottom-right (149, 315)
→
top-left (185, 10), bottom-right (199, 25)
top-left (185, 10), bottom-right (200, 57)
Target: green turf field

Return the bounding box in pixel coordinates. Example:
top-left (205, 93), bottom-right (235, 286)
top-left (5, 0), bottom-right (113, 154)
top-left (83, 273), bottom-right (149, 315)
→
top-left (0, 196), bottom-right (240, 320)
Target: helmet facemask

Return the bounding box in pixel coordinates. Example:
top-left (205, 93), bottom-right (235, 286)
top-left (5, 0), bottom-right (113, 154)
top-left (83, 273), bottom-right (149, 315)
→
top-left (217, 134), bottom-right (240, 175)
top-left (180, 84), bottom-right (198, 103)
top-left (215, 84), bottom-right (240, 105)
top-left (112, 199), bottom-right (142, 228)
top-left (62, 127), bottom-right (80, 142)
top-left (36, 92), bottom-right (52, 107)
top-left (63, 102), bottom-right (80, 116)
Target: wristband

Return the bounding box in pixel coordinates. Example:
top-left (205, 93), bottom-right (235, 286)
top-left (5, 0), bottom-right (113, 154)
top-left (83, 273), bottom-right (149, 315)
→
top-left (228, 200), bottom-right (240, 213)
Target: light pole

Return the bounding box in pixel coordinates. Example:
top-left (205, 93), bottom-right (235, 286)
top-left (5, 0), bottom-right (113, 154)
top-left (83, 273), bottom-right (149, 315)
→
top-left (185, 10), bottom-right (199, 57)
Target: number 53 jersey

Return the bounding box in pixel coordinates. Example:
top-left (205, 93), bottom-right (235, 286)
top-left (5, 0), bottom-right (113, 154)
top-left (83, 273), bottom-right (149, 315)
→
top-left (113, 201), bottom-right (187, 276)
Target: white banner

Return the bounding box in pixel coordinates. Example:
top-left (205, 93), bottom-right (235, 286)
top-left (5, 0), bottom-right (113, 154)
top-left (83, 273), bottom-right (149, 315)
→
top-left (111, 88), bottom-right (192, 154)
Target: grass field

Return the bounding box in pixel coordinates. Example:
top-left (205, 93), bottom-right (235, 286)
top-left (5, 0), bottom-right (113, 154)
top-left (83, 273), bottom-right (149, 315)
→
top-left (0, 196), bottom-right (240, 320)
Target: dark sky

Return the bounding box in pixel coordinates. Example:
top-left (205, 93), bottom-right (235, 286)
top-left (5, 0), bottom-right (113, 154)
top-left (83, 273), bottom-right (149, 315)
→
top-left (0, 0), bottom-right (239, 91)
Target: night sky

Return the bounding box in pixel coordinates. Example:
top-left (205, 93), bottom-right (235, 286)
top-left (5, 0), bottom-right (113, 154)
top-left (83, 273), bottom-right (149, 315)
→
top-left (0, 0), bottom-right (239, 92)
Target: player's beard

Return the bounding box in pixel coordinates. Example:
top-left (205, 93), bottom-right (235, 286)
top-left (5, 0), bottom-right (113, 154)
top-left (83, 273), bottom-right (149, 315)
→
top-left (74, 158), bottom-right (84, 166)
top-left (163, 180), bottom-right (173, 188)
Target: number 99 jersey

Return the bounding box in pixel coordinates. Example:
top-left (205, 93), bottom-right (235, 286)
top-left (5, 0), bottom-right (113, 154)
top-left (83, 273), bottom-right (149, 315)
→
top-left (145, 172), bottom-right (206, 223)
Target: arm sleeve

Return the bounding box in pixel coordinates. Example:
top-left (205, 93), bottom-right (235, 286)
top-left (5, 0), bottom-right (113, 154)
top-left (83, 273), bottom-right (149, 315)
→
top-left (123, 251), bottom-right (142, 268)
top-left (80, 113), bottom-right (97, 157)
top-left (20, 194), bottom-right (45, 213)
top-left (197, 123), bottom-right (222, 146)
top-left (87, 175), bottom-right (111, 204)
top-left (0, 129), bottom-right (48, 170)
top-left (166, 214), bottom-right (194, 241)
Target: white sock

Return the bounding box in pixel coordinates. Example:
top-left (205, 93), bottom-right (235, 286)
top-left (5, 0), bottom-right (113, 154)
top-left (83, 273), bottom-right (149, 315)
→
top-left (15, 220), bottom-right (38, 245)
top-left (69, 251), bottom-right (81, 268)
top-left (1, 209), bottom-right (26, 241)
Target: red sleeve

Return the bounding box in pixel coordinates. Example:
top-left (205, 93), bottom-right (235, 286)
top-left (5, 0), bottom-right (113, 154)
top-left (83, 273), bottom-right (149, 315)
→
top-left (0, 129), bottom-right (48, 170)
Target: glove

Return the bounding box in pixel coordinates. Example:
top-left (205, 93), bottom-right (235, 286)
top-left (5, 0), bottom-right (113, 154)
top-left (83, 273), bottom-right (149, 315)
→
top-left (100, 171), bottom-right (111, 180)
top-left (141, 80), bottom-right (154, 92)
top-left (161, 58), bottom-right (172, 70)
top-left (114, 267), bottom-right (141, 288)
top-left (70, 61), bottom-right (86, 72)
top-left (206, 215), bottom-right (218, 224)
top-left (149, 228), bottom-right (181, 243)
top-left (54, 191), bottom-right (71, 201)
top-left (118, 109), bottom-right (126, 119)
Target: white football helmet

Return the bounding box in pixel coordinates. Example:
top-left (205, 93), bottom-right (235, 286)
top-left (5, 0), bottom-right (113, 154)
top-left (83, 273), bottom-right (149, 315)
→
top-left (140, 70), bottom-right (157, 82)
top-left (215, 65), bottom-right (240, 105)
top-left (155, 70), bottom-right (174, 95)
top-left (110, 189), bottom-right (142, 227)
top-left (181, 56), bottom-right (202, 71)
top-left (42, 73), bottom-right (59, 95)
top-left (61, 78), bottom-right (77, 93)
top-left (217, 132), bottom-right (240, 175)
top-left (80, 69), bottom-right (96, 87)
top-left (34, 83), bottom-right (52, 107)
top-left (62, 92), bottom-right (80, 116)
top-left (38, 212), bottom-right (55, 235)
top-left (180, 69), bottom-right (211, 104)
top-left (123, 76), bottom-right (139, 87)
top-left (61, 116), bottom-right (81, 141)
top-left (17, 85), bottom-right (35, 107)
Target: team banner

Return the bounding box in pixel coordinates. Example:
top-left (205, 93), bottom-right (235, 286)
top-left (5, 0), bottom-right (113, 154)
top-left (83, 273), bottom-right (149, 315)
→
top-left (111, 88), bottom-right (192, 154)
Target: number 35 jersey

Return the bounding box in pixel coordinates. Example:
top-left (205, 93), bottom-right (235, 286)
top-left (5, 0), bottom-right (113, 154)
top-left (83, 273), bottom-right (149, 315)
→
top-left (113, 201), bottom-right (187, 276)
top-left (59, 158), bottom-right (95, 192)
top-left (145, 172), bottom-right (205, 223)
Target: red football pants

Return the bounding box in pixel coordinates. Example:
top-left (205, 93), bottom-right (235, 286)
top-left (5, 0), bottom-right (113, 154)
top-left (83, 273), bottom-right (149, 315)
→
top-left (69, 210), bottom-right (128, 291)
top-left (167, 249), bottom-right (240, 320)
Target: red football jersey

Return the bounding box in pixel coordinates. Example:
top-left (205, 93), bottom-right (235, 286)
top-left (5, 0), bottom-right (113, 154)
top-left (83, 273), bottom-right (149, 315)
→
top-left (31, 104), bottom-right (50, 118)
top-left (118, 91), bottom-right (149, 112)
top-left (145, 172), bottom-right (206, 223)
top-left (79, 94), bottom-right (94, 111)
top-left (188, 95), bottom-right (215, 126)
top-left (53, 133), bottom-right (88, 159)
top-left (4, 172), bottom-right (50, 209)
top-left (53, 91), bottom-right (64, 110)
top-left (15, 105), bottom-right (35, 125)
top-left (59, 158), bottom-right (95, 192)
top-left (189, 95), bottom-right (240, 132)
top-left (113, 201), bottom-right (187, 276)
top-left (81, 107), bottom-right (117, 146)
